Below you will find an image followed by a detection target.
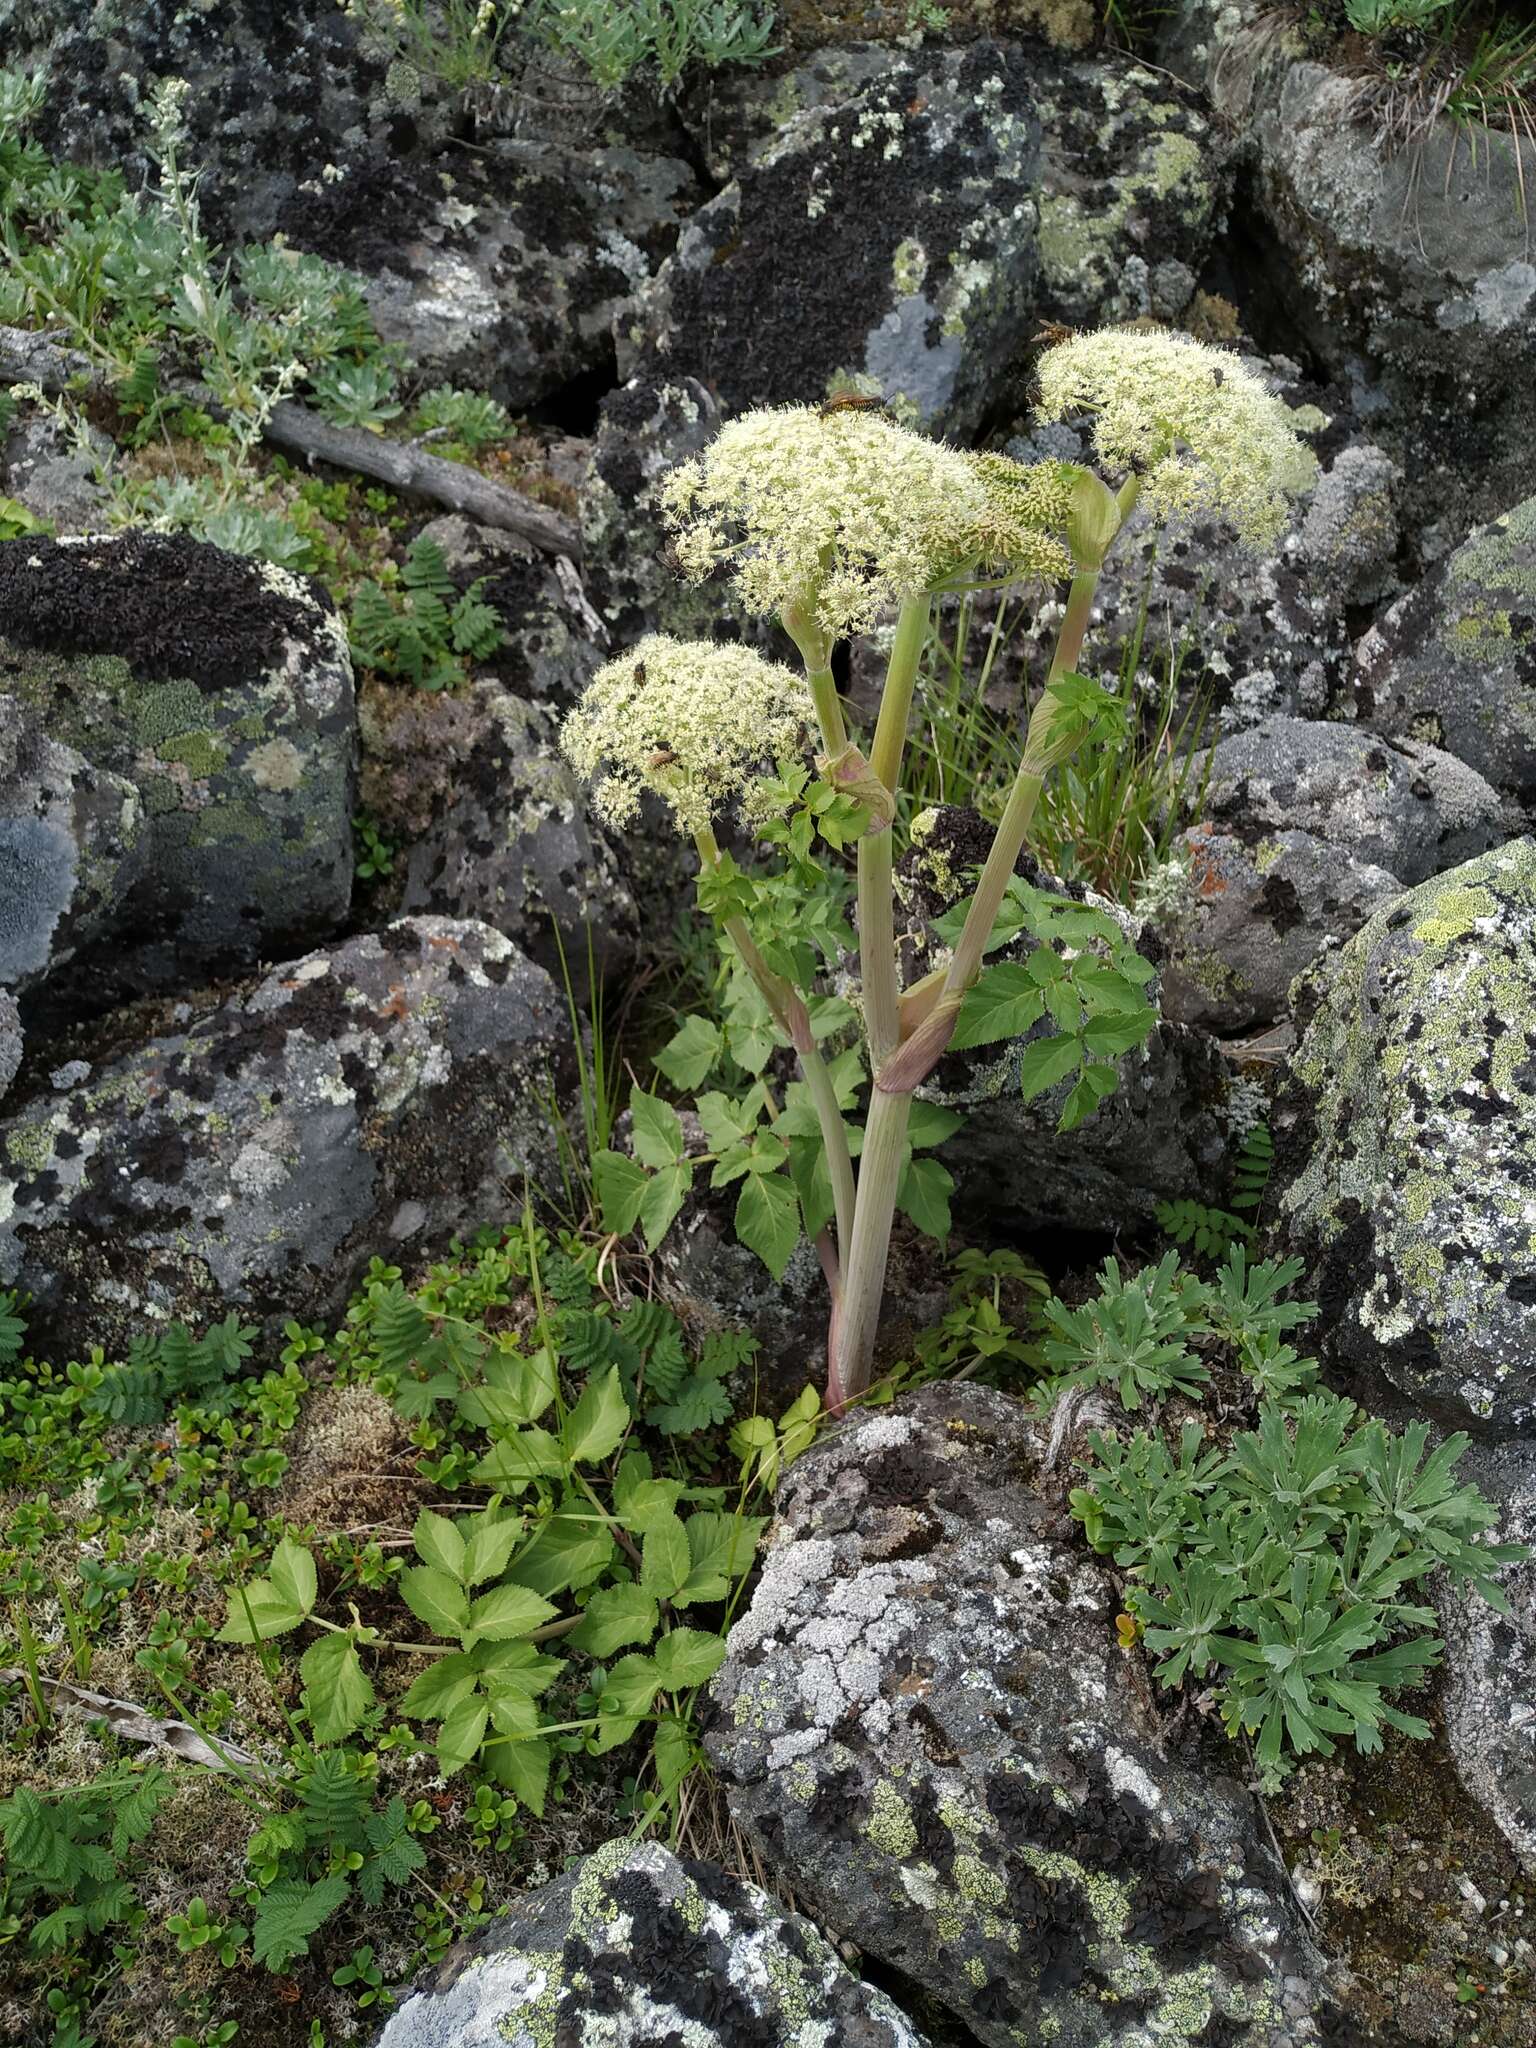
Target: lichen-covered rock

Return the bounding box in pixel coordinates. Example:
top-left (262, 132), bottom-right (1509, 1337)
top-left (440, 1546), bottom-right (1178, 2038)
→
top-left (899, 808), bottom-right (1232, 1233)
top-left (0, 919), bottom-right (568, 1360)
top-left (390, 680), bottom-right (641, 994)
top-left (707, 1383), bottom-right (1321, 2046)
top-left (374, 1836), bottom-right (931, 2047)
top-left (1297, 443), bottom-right (1400, 606)
top-left (281, 142), bottom-right (696, 410)
top-left (0, 533), bottom-right (355, 1018)
top-left (1353, 495), bottom-right (1536, 802)
top-left (0, 992), bottom-right (19, 1107)
top-left (1201, 717), bottom-right (1504, 888)
top-left (1436, 1447), bottom-right (1536, 1873)
top-left (684, 44), bottom-right (1223, 332)
top-left (581, 376), bottom-right (725, 642)
top-left (0, 0), bottom-right (384, 240)
top-left (1164, 10), bottom-right (1536, 550)
top-left (0, 697), bottom-right (147, 995)
top-left (1155, 825), bottom-right (1402, 1035)
top-left (1275, 840), bottom-right (1536, 1435)
top-left (619, 42), bottom-right (1045, 439)
top-left (1, 408), bottom-right (112, 535)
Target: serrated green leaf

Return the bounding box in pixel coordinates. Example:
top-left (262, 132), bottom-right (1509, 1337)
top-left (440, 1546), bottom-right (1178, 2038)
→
top-left (504, 1512), bottom-right (616, 1597)
top-left (897, 1155), bottom-right (954, 1241)
top-left (269, 1538), bottom-right (317, 1617)
top-left (467, 1582), bottom-right (559, 1642)
top-left (412, 1508), bottom-right (466, 1581)
top-left (593, 1148), bottom-right (648, 1236)
top-left (300, 1632), bottom-right (375, 1742)
top-left (398, 1652), bottom-right (480, 1722)
top-left (1017, 1032), bottom-right (1082, 1100)
top-left (640, 1513), bottom-right (691, 1601)
top-left (652, 1627), bottom-right (728, 1690)
top-left (630, 1087), bottom-right (686, 1169)
top-left (484, 1733), bottom-right (552, 1813)
top-left (562, 1365), bottom-right (630, 1465)
top-left (654, 1016), bottom-right (722, 1091)
top-left (568, 1583), bottom-right (659, 1657)
top-left (653, 1714), bottom-right (695, 1793)
top-left (471, 1427), bottom-right (566, 1488)
top-left (951, 962), bottom-right (1047, 1051)
top-left (436, 1695), bottom-right (489, 1776)
top-left (400, 1566), bottom-right (471, 1641)
top-left (735, 1170), bottom-right (800, 1280)
top-left (638, 1159), bottom-right (691, 1251)
top-left (463, 1513), bottom-right (525, 1588)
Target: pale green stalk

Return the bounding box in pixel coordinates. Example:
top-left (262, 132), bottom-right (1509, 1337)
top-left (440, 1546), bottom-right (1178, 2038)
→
top-left (858, 594), bottom-right (929, 1064)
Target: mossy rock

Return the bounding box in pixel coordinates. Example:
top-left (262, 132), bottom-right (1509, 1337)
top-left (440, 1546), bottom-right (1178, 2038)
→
top-left (1276, 839), bottom-right (1536, 1436)
top-left (0, 533), bottom-right (356, 1022)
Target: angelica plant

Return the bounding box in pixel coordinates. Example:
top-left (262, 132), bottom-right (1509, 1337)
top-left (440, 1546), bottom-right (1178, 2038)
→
top-left (563, 332), bottom-right (1317, 1410)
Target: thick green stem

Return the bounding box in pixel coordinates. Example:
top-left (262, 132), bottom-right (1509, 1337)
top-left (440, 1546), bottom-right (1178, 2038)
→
top-left (805, 665), bottom-right (849, 758)
top-left (694, 828), bottom-right (855, 1278)
top-left (941, 565), bottom-right (1101, 1001)
top-left (857, 594), bottom-right (929, 1065)
top-left (826, 1084), bottom-right (913, 1410)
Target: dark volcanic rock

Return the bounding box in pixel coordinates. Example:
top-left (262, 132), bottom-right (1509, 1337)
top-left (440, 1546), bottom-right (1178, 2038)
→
top-left (0, 534), bottom-right (355, 1021)
top-left (1275, 840), bottom-right (1536, 1436)
top-left (620, 41), bottom-right (1045, 439)
top-left (707, 1382), bottom-right (1321, 2047)
top-left (0, 919), bottom-right (569, 1360)
top-left (373, 1837), bottom-right (931, 2046)
top-left (1353, 495), bottom-right (1536, 802)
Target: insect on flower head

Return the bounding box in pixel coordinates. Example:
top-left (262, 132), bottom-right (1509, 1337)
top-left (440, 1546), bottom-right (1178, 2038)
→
top-left (560, 634), bottom-right (815, 838)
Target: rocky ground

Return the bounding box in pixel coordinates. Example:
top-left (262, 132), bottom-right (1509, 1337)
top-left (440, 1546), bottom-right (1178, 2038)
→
top-left (4, 2), bottom-right (1536, 2045)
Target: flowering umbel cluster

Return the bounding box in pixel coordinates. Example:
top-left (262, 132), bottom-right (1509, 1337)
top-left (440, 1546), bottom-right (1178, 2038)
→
top-left (1035, 329), bottom-right (1317, 547)
top-left (560, 634), bottom-right (814, 837)
top-left (662, 405), bottom-right (1074, 639)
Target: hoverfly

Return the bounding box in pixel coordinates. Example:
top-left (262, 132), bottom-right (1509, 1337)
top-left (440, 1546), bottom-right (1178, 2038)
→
top-left (818, 392), bottom-right (890, 419)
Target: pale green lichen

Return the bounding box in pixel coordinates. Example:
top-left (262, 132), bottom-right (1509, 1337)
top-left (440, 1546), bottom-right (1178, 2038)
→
top-left (865, 1779), bottom-right (919, 1859)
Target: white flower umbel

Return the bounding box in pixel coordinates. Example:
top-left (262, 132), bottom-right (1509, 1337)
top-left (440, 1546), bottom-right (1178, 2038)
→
top-left (662, 406), bottom-right (1074, 642)
top-left (1035, 328), bottom-right (1317, 547)
top-left (560, 634), bottom-right (814, 837)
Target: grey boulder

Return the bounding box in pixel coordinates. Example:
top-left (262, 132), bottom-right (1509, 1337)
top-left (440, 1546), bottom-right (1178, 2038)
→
top-left (1437, 1446), bottom-right (1536, 1873)
top-left (392, 680), bottom-right (641, 995)
top-left (373, 1837), bottom-right (931, 2047)
top-left (1200, 716), bottom-right (1504, 888)
top-left (707, 1382), bottom-right (1320, 2047)
top-left (0, 532), bottom-right (355, 1019)
top-left (0, 919), bottom-right (569, 1360)
top-left (282, 142), bottom-right (696, 411)
top-left (1354, 494), bottom-right (1536, 801)
top-left (1155, 825), bottom-right (1402, 1035)
top-left (1275, 840), bottom-right (1536, 1435)
top-left (0, 698), bottom-right (147, 995)
top-left (0, 991), bottom-right (19, 1107)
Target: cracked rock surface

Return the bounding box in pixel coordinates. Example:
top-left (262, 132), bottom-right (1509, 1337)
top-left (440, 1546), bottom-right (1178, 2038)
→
top-left (374, 1836), bottom-right (931, 2047)
top-left (0, 918), bottom-right (568, 1360)
top-left (707, 1382), bottom-right (1321, 2048)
